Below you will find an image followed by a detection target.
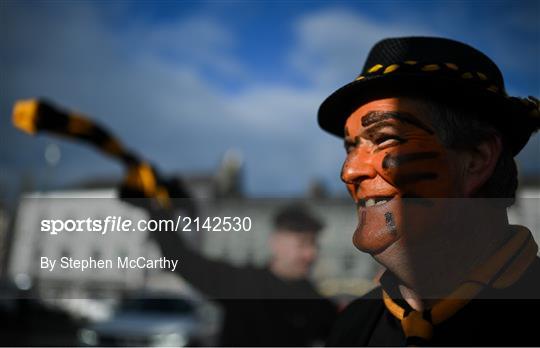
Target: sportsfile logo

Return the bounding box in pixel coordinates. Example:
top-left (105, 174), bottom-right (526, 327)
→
top-left (40, 216), bottom-right (180, 235)
top-left (40, 215), bottom-right (253, 235)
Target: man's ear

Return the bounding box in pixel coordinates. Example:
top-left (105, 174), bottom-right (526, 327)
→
top-left (461, 135), bottom-right (502, 196)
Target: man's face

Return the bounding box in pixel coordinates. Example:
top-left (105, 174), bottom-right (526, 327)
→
top-left (270, 230), bottom-right (318, 279)
top-left (341, 97), bottom-right (464, 256)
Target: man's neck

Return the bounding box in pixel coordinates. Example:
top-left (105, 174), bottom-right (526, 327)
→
top-left (378, 205), bottom-right (511, 309)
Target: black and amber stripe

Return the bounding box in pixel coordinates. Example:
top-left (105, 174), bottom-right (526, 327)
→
top-left (12, 99), bottom-right (171, 208)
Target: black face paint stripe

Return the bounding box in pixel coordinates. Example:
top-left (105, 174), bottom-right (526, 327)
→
top-left (394, 172), bottom-right (438, 186)
top-left (384, 212), bottom-right (397, 233)
top-left (360, 211), bottom-right (366, 227)
top-left (361, 111), bottom-right (434, 135)
top-left (344, 127), bottom-right (350, 137)
top-left (382, 152), bottom-right (440, 170)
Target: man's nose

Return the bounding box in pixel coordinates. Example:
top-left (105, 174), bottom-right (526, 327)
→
top-left (341, 151), bottom-right (378, 185)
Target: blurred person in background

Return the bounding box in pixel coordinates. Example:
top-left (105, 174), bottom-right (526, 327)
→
top-left (317, 37), bottom-right (540, 346)
top-left (150, 203), bottom-right (337, 346)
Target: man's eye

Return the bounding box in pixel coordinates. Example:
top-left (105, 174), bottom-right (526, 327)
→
top-left (374, 134), bottom-right (404, 147)
top-left (344, 141), bottom-right (356, 153)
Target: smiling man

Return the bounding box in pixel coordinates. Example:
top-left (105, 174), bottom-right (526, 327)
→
top-left (318, 37), bottom-right (540, 346)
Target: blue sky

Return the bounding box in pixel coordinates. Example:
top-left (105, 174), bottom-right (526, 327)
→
top-left (1, 0), bottom-right (538, 202)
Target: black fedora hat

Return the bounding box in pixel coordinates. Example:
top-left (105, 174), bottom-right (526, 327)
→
top-left (318, 36), bottom-right (539, 155)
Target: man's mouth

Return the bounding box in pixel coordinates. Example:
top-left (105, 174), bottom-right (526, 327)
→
top-left (357, 195), bottom-right (395, 208)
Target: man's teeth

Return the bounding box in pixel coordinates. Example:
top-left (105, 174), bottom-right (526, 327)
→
top-left (364, 198), bottom-right (389, 207)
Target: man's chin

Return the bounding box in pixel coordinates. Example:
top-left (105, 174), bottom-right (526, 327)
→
top-left (352, 225), bottom-right (401, 256)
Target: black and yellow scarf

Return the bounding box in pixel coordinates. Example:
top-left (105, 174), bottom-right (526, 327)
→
top-left (381, 226), bottom-right (538, 346)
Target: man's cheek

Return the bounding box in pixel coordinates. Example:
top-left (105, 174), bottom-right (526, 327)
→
top-left (375, 150), bottom-right (449, 195)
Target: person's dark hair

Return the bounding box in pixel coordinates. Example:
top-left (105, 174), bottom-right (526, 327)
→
top-left (273, 204), bottom-right (324, 233)
top-left (419, 98), bottom-right (518, 207)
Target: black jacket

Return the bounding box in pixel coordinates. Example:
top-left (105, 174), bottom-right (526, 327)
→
top-left (326, 257), bottom-right (540, 346)
top-left (153, 228), bottom-right (337, 346)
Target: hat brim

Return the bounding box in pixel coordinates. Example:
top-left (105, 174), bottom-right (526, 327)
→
top-left (317, 73), bottom-right (532, 154)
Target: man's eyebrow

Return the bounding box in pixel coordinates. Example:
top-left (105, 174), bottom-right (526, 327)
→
top-left (361, 111), bottom-right (434, 135)
top-left (362, 121), bottom-right (398, 135)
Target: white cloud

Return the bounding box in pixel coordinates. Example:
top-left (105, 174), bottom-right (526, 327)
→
top-left (226, 87), bottom-right (321, 131)
top-left (289, 8), bottom-right (436, 89)
top-left (137, 16), bottom-right (248, 80)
